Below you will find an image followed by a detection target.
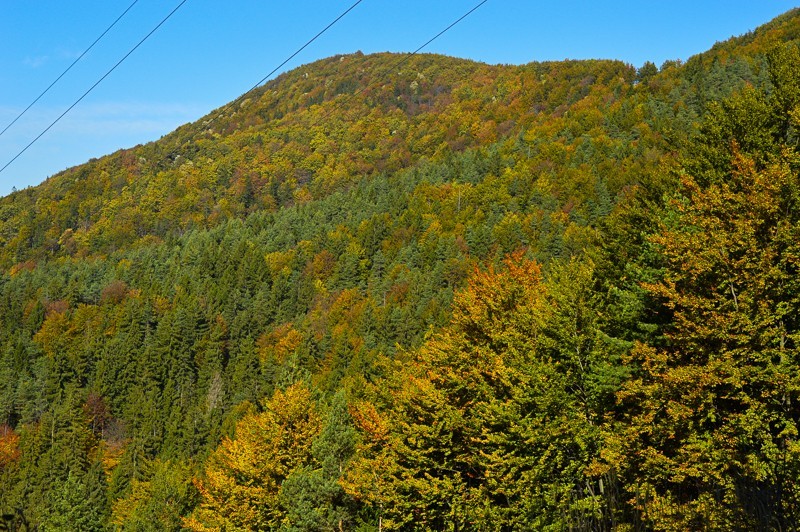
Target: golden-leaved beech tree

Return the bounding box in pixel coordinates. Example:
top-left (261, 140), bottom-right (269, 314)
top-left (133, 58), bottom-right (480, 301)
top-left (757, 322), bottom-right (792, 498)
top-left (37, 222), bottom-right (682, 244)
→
top-left (185, 383), bottom-right (321, 530)
top-left (344, 251), bottom-right (618, 530)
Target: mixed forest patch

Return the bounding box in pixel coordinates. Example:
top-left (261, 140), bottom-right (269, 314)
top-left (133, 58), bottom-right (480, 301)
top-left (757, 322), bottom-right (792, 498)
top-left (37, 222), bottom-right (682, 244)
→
top-left (1, 9), bottom-right (800, 530)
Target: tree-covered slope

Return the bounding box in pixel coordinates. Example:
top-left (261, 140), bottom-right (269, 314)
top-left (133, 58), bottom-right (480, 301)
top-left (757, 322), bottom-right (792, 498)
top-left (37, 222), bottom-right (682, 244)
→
top-left (1, 8), bottom-right (800, 531)
top-left (1, 53), bottom-right (640, 268)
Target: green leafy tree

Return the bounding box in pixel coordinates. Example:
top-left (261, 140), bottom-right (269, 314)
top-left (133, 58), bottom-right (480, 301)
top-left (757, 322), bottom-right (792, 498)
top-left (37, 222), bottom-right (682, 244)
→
top-left (280, 390), bottom-right (358, 530)
top-left (604, 44), bottom-right (800, 530)
top-left (111, 459), bottom-right (199, 531)
top-left (39, 467), bottom-right (108, 532)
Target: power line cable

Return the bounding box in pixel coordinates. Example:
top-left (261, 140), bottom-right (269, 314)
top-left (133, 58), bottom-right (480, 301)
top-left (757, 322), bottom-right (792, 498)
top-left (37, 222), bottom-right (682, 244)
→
top-left (252, 0), bottom-right (365, 92)
top-left (212, 0), bottom-right (487, 136)
top-left (297, 0), bottom-right (489, 132)
top-left (206, 0), bottom-right (364, 128)
top-left (0, 0), bottom-right (140, 139)
top-left (394, 0), bottom-right (489, 71)
top-left (0, 0), bottom-right (189, 176)
top-left (2, 0), bottom-right (482, 177)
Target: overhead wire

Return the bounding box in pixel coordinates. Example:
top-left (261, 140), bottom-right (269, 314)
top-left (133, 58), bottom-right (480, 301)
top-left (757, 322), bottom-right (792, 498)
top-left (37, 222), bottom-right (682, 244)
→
top-left (387, 0), bottom-right (489, 75)
top-left (251, 1), bottom-right (367, 97)
top-left (270, 0), bottom-right (490, 137)
top-left (1, 0), bottom-right (487, 178)
top-left (205, 0), bottom-right (365, 128)
top-left (0, 0), bottom-right (189, 176)
top-left (0, 0), bottom-right (141, 139)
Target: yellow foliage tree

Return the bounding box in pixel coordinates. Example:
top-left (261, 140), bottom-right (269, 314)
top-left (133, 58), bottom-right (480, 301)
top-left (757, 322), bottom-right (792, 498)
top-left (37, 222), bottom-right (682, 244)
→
top-left (184, 383), bottom-right (321, 530)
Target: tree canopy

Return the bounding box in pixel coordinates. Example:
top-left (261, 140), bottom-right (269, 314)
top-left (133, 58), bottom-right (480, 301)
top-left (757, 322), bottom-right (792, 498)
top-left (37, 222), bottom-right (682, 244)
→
top-left (1, 10), bottom-right (800, 530)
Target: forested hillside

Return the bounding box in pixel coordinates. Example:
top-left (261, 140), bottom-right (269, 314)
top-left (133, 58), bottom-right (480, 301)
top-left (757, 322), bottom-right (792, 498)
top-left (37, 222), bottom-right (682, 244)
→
top-left (0, 8), bottom-right (799, 530)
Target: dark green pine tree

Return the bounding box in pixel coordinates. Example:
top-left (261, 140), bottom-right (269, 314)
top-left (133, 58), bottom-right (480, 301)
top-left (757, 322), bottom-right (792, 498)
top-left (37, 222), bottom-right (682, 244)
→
top-left (280, 390), bottom-right (359, 530)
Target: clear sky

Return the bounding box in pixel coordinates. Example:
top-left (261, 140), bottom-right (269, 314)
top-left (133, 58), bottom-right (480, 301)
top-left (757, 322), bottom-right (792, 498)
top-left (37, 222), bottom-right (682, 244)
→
top-left (0, 1), bottom-right (797, 196)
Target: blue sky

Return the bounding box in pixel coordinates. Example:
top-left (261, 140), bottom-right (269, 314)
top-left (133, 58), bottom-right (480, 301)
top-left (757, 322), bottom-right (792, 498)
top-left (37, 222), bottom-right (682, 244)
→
top-left (0, 1), bottom-right (797, 196)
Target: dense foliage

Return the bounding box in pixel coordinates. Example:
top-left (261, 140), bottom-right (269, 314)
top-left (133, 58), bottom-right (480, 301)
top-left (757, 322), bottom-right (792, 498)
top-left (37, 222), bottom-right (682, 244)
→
top-left (0, 8), bottom-right (799, 530)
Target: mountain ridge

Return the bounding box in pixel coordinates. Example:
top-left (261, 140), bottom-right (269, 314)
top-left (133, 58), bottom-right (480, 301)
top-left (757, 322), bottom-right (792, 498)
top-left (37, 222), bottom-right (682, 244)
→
top-left (6, 5), bottom-right (799, 269)
top-left (1, 51), bottom-right (640, 269)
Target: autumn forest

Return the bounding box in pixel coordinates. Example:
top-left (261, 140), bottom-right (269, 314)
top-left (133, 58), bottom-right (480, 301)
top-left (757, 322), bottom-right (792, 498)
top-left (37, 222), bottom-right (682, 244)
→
top-left (1, 8), bottom-right (800, 531)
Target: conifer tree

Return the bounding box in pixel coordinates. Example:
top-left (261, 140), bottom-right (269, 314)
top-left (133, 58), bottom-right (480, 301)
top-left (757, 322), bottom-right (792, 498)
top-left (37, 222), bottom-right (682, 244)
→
top-left (345, 252), bottom-right (614, 529)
